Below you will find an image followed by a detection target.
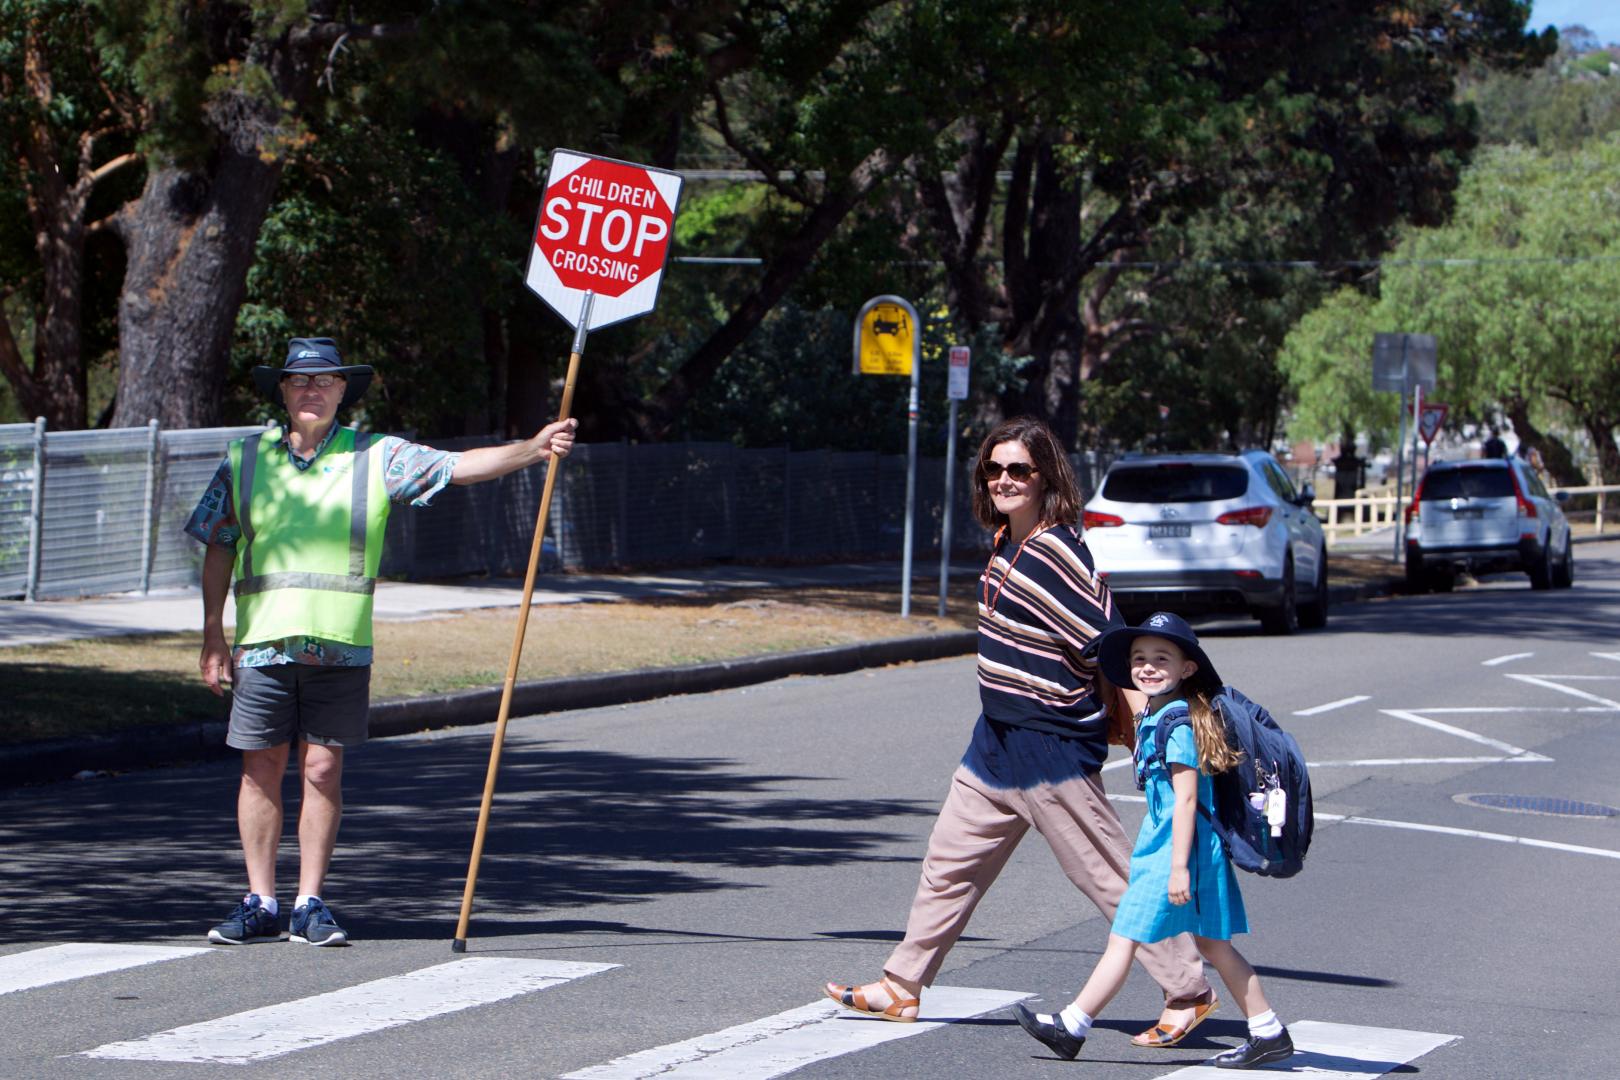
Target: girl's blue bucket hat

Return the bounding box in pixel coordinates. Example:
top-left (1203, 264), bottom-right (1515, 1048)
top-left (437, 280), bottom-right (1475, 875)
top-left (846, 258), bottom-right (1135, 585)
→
top-left (1095, 611), bottom-right (1222, 688)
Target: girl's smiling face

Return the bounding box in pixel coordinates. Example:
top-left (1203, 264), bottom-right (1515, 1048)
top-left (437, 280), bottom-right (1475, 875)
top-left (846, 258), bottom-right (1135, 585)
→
top-left (1129, 635), bottom-right (1198, 702)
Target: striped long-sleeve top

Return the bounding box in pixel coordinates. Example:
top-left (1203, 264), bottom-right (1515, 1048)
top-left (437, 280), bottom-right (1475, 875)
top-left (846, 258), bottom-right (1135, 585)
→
top-left (976, 523), bottom-right (1123, 753)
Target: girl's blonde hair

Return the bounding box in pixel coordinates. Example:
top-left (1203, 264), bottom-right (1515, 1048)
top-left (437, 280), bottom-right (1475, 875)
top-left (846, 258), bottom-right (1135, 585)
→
top-left (1183, 672), bottom-right (1244, 775)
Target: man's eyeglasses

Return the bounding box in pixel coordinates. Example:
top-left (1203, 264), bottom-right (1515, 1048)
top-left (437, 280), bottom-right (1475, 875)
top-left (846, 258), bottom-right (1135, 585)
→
top-left (283, 373), bottom-right (345, 389)
top-left (983, 461), bottom-right (1038, 482)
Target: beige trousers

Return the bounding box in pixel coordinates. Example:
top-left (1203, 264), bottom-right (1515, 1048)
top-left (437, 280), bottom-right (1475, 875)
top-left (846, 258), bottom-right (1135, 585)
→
top-left (884, 765), bottom-right (1209, 1000)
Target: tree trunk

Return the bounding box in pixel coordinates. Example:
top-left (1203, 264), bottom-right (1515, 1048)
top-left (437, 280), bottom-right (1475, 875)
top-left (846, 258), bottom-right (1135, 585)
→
top-left (0, 22), bottom-right (137, 430)
top-left (1582, 415), bottom-right (1620, 488)
top-left (1503, 399), bottom-right (1579, 487)
top-left (110, 156), bottom-right (284, 429)
top-left (108, 13), bottom-right (404, 429)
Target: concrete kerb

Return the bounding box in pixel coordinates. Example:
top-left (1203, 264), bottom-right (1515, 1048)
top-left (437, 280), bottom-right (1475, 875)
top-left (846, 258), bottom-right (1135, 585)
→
top-left (0, 631), bottom-right (978, 789)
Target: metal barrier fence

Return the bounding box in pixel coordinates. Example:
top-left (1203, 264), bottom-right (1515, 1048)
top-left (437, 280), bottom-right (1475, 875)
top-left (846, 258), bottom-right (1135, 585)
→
top-left (1, 421), bottom-right (1119, 600)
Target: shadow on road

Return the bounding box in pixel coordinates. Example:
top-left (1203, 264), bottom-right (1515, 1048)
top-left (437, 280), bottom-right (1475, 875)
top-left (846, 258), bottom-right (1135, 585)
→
top-left (0, 734), bottom-right (934, 945)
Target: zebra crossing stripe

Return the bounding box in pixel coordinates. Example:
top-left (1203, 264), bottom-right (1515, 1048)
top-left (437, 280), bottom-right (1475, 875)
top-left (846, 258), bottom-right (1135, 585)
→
top-left (82, 957), bottom-right (616, 1064)
top-left (0, 944), bottom-right (210, 996)
top-left (560, 985), bottom-right (1028, 1080)
top-left (1154, 1020), bottom-right (1457, 1078)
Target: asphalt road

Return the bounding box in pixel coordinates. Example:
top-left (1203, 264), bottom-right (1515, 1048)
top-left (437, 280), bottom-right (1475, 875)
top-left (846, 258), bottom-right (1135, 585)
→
top-left (3, 539), bottom-right (1617, 1080)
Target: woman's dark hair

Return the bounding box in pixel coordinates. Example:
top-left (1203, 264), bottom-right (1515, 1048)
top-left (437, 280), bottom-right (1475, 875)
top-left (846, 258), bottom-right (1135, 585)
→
top-left (970, 416), bottom-right (1081, 531)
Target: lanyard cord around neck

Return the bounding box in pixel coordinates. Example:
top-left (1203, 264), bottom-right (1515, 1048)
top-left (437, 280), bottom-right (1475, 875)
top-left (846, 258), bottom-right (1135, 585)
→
top-left (983, 523), bottom-right (1048, 613)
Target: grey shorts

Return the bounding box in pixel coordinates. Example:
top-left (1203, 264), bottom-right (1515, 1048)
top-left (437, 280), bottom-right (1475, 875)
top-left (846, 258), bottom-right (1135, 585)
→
top-left (228, 664), bottom-right (372, 750)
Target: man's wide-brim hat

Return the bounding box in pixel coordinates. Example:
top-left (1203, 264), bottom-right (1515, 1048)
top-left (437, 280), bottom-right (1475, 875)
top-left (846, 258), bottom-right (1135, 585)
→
top-left (1095, 611), bottom-right (1222, 689)
top-left (251, 337), bottom-right (373, 409)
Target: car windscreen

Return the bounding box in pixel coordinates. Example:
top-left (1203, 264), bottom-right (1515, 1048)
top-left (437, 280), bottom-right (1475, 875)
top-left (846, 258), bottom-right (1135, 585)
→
top-left (1421, 468), bottom-right (1513, 500)
top-left (1102, 464), bottom-right (1249, 503)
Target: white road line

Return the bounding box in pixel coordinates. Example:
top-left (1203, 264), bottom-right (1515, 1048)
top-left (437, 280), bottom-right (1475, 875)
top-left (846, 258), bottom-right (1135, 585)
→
top-left (1293, 695), bottom-right (1370, 716)
top-left (1408, 706), bottom-right (1582, 713)
top-left (0, 944), bottom-right (210, 996)
top-left (1482, 652), bottom-right (1534, 666)
top-left (82, 957), bottom-right (616, 1064)
top-left (1380, 709), bottom-right (1551, 760)
top-left (1505, 674), bottom-right (1620, 709)
top-left (1593, 652), bottom-right (1620, 663)
top-left (1307, 756), bottom-right (1549, 768)
top-left (559, 985), bottom-right (1027, 1080)
top-left (1328, 815), bottom-right (1620, 862)
top-left (1156, 1020), bottom-right (1457, 1078)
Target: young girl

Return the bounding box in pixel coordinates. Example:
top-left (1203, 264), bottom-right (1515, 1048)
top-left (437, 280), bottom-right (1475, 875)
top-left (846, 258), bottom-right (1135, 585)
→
top-left (1013, 611), bottom-right (1294, 1070)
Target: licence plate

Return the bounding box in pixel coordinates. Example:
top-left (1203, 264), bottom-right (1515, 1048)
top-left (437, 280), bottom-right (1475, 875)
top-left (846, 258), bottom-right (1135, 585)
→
top-left (1149, 523), bottom-right (1192, 538)
top-left (1449, 508), bottom-right (1483, 519)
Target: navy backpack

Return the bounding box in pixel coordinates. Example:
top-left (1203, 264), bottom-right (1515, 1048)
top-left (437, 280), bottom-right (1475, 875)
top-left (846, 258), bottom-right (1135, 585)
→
top-left (1144, 687), bottom-right (1314, 878)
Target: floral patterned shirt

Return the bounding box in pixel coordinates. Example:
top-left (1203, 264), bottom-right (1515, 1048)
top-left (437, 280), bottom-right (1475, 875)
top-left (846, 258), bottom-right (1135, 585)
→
top-left (184, 423), bottom-right (461, 668)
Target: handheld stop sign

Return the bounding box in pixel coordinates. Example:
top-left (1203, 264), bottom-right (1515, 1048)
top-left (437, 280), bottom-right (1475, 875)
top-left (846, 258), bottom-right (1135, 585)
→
top-left (525, 150), bottom-right (683, 331)
top-left (457, 151), bottom-right (683, 952)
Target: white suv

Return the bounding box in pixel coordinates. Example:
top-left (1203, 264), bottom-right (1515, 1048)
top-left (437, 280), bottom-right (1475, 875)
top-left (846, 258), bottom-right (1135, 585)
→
top-left (1404, 457), bottom-right (1573, 592)
top-left (1082, 451), bottom-right (1329, 635)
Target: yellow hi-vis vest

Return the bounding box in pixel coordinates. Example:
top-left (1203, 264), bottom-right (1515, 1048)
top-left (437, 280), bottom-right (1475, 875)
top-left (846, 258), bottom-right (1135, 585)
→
top-left (227, 426), bottom-right (390, 646)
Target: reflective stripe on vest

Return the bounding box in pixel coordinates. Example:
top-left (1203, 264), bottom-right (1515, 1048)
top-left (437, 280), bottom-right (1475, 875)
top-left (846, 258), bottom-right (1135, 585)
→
top-left (228, 427), bottom-right (389, 646)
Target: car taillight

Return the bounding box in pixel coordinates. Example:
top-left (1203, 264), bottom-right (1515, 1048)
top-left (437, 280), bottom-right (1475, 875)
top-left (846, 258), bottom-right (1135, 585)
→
top-left (1216, 506), bottom-right (1271, 527)
top-left (1508, 469), bottom-right (1537, 518)
top-left (1083, 510), bottom-right (1125, 529)
top-left (1405, 474), bottom-right (1427, 526)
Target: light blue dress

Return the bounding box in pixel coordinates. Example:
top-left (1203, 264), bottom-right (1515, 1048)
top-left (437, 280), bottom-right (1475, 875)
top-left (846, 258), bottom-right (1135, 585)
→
top-left (1111, 699), bottom-right (1248, 943)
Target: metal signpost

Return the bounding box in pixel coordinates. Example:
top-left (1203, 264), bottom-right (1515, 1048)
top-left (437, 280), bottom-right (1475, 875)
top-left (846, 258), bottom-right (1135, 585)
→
top-left (456, 150), bottom-right (682, 952)
top-left (940, 346), bottom-right (970, 617)
top-left (853, 296), bottom-right (921, 616)
top-left (1372, 332), bottom-right (1436, 557)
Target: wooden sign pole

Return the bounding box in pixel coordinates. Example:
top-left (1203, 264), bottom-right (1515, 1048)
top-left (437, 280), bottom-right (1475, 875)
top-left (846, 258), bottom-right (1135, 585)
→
top-left (453, 291), bottom-right (594, 952)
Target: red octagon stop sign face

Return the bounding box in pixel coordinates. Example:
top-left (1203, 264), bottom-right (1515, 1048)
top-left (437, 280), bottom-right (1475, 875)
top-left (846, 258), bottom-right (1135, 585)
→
top-left (534, 157), bottom-right (675, 299)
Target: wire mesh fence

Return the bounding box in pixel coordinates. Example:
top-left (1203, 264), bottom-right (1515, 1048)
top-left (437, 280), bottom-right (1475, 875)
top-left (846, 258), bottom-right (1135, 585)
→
top-left (2, 422), bottom-right (1116, 599)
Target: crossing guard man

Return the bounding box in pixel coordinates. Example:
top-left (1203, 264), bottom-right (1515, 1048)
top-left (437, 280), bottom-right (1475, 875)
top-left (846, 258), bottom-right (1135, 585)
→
top-left (185, 337), bottom-right (576, 946)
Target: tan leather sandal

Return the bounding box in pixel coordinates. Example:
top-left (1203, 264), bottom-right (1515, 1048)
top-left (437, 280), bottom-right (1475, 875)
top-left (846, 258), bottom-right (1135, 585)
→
top-left (824, 978), bottom-right (920, 1023)
top-left (1132, 987), bottom-right (1218, 1047)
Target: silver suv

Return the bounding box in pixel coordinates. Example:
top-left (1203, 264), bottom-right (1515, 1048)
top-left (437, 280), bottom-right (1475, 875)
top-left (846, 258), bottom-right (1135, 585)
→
top-left (1082, 451), bottom-right (1329, 635)
top-left (1404, 457), bottom-right (1573, 592)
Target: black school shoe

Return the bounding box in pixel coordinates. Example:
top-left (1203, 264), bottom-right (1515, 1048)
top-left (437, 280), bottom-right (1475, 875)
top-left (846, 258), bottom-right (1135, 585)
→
top-left (1012, 1003), bottom-right (1085, 1060)
top-left (1212, 1028), bottom-right (1295, 1069)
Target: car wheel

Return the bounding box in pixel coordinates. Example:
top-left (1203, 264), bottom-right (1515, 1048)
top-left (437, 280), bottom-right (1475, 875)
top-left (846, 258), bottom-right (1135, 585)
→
top-left (1259, 558), bottom-right (1299, 635)
top-left (1299, 549), bottom-right (1329, 629)
top-left (1552, 535), bottom-right (1574, 588)
top-left (1405, 551), bottom-right (1428, 594)
top-left (1528, 542), bottom-right (1553, 590)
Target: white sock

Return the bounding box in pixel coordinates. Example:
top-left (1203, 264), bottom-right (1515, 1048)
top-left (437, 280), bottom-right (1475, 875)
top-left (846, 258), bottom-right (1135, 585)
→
top-left (249, 894), bottom-right (278, 917)
top-left (1248, 1009), bottom-right (1283, 1039)
top-left (1058, 1005), bottom-right (1094, 1038)
top-left (295, 894), bottom-right (317, 911)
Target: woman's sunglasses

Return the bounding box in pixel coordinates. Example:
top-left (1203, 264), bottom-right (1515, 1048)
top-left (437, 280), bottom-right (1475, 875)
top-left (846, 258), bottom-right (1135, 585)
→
top-left (982, 461), bottom-right (1038, 481)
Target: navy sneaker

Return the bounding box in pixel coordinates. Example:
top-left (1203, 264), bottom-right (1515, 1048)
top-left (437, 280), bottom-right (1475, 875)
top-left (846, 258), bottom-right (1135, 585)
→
top-left (289, 898), bottom-right (349, 946)
top-left (207, 894), bottom-right (282, 945)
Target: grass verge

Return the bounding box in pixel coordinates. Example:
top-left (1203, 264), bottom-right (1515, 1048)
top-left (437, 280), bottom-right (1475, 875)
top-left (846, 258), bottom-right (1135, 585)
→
top-left (0, 585), bottom-right (973, 745)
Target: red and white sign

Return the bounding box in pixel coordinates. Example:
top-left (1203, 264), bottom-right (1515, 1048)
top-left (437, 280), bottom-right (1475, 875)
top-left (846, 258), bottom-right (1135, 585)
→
top-left (525, 149), bottom-right (684, 331)
top-left (1418, 401), bottom-right (1448, 446)
top-left (947, 346), bottom-right (970, 400)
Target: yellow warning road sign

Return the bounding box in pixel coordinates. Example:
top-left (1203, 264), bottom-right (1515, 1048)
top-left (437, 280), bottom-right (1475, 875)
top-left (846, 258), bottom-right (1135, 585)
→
top-left (855, 301), bottom-right (915, 376)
